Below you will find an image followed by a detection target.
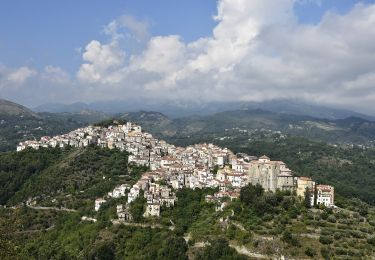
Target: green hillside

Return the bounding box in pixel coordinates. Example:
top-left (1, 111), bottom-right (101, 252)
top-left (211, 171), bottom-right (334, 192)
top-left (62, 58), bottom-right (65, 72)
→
top-left (121, 110), bottom-right (375, 146)
top-left (1, 146), bottom-right (375, 259)
top-left (0, 99), bottom-right (39, 118)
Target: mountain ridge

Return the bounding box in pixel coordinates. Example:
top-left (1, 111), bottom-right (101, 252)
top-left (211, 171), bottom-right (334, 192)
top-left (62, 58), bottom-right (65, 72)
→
top-left (0, 98), bottom-right (40, 118)
top-left (119, 109), bottom-right (375, 146)
top-left (1, 98), bottom-right (375, 152)
top-left (33, 99), bottom-right (375, 121)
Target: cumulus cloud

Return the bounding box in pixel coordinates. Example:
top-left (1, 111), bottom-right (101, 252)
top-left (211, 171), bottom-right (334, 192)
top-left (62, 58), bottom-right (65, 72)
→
top-left (0, 64), bottom-right (79, 106)
top-left (6, 67), bottom-right (37, 85)
top-left (109, 0), bottom-right (375, 113)
top-left (77, 40), bottom-right (126, 84)
top-left (104, 15), bottom-right (150, 43)
top-left (42, 65), bottom-right (70, 84)
top-left (2, 0), bottom-right (375, 113)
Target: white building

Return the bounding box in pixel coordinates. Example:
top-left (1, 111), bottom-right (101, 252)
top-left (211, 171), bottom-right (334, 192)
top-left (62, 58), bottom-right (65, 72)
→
top-left (95, 198), bottom-right (106, 211)
top-left (143, 203), bottom-right (160, 217)
top-left (316, 185), bottom-right (335, 207)
top-left (108, 184), bottom-right (130, 198)
top-left (127, 186), bottom-right (140, 204)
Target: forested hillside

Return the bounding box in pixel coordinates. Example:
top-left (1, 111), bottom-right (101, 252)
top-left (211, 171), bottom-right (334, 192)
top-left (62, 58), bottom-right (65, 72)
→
top-left (1, 146), bottom-right (375, 259)
top-left (121, 110), bottom-right (375, 147)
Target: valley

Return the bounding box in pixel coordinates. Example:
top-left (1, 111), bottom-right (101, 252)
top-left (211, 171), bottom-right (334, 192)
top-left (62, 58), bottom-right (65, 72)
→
top-left (1, 118), bottom-right (375, 259)
top-left (1, 99), bottom-right (375, 259)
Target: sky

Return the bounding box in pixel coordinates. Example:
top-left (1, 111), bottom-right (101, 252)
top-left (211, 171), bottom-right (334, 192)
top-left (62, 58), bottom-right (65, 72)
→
top-left (1, 0), bottom-right (375, 114)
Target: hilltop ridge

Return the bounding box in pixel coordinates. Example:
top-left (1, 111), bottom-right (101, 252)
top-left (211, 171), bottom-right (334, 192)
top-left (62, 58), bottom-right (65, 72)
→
top-left (0, 98), bottom-right (39, 118)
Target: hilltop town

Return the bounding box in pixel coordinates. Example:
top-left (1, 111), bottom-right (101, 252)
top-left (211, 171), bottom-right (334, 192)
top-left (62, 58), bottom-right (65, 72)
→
top-left (17, 121), bottom-right (335, 220)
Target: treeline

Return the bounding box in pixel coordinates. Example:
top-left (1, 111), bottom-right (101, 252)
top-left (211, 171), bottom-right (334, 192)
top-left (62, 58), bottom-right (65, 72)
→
top-left (0, 147), bottom-right (70, 205)
top-left (6, 210), bottom-right (188, 259)
top-left (93, 119), bottom-right (127, 128)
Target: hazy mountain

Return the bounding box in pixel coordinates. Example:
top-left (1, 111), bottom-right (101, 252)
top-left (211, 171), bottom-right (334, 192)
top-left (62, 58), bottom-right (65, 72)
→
top-left (33, 102), bottom-right (90, 113)
top-left (120, 109), bottom-right (375, 146)
top-left (33, 99), bottom-right (375, 121)
top-left (0, 98), bottom-right (40, 118)
top-left (3, 98), bottom-right (375, 151)
top-left (242, 100), bottom-right (375, 121)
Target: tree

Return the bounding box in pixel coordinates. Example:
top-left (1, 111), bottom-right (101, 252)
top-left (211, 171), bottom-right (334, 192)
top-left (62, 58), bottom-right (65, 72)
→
top-left (319, 235), bottom-right (333, 245)
top-left (196, 238), bottom-right (247, 260)
top-left (130, 190), bottom-right (146, 222)
top-left (282, 230), bottom-right (300, 247)
top-left (157, 236), bottom-right (188, 260)
top-left (240, 184), bottom-right (264, 205)
top-left (305, 247), bottom-right (316, 257)
top-left (88, 241), bottom-right (115, 260)
top-left (304, 187), bottom-right (312, 208)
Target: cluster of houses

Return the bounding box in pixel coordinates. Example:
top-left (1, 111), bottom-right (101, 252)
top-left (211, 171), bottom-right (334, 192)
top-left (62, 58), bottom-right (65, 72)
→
top-left (296, 177), bottom-right (335, 207)
top-left (18, 121), bottom-right (335, 221)
top-left (16, 122), bottom-right (143, 152)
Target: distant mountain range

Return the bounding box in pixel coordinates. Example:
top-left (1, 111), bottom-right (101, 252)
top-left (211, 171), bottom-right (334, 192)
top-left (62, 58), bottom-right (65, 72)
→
top-left (33, 99), bottom-right (375, 121)
top-left (1, 98), bottom-right (375, 151)
top-left (120, 110), bottom-right (375, 146)
top-left (0, 98), bottom-right (40, 118)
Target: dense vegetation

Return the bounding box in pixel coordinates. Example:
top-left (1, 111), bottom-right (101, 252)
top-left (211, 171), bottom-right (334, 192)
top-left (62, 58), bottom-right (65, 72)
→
top-left (0, 146), bottom-right (374, 259)
top-left (0, 147), bottom-right (70, 205)
top-left (1, 108), bottom-right (375, 258)
top-left (93, 118), bottom-right (127, 128)
top-left (0, 146), bottom-right (146, 209)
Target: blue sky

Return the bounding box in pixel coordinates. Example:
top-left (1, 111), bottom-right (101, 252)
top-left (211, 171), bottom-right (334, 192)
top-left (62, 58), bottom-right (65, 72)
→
top-left (0, 0), bottom-right (217, 72)
top-left (0, 0), bottom-right (370, 73)
top-left (1, 0), bottom-right (375, 114)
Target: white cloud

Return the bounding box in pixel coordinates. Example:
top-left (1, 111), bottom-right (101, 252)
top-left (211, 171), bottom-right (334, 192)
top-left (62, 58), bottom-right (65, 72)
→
top-left (3, 0), bottom-right (375, 114)
top-left (42, 65), bottom-right (70, 84)
top-left (0, 64), bottom-right (80, 106)
top-left (7, 67), bottom-right (37, 85)
top-left (131, 35), bottom-right (186, 74)
top-left (77, 40), bottom-right (126, 84)
top-left (104, 15), bottom-right (150, 43)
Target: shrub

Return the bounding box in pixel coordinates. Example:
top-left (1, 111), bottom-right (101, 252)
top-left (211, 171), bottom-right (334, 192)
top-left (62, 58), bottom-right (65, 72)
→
top-left (367, 237), bottom-right (375, 246)
top-left (282, 230), bottom-right (300, 247)
top-left (333, 232), bottom-right (342, 240)
top-left (335, 247), bottom-right (347, 255)
top-left (321, 212), bottom-right (329, 220)
top-left (88, 241), bottom-right (115, 260)
top-left (350, 230), bottom-right (364, 239)
top-left (327, 215), bottom-right (336, 223)
top-left (319, 235), bottom-right (333, 245)
top-left (320, 246), bottom-right (331, 260)
top-left (238, 232), bottom-right (252, 244)
top-left (305, 247), bottom-right (316, 257)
